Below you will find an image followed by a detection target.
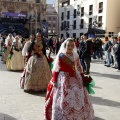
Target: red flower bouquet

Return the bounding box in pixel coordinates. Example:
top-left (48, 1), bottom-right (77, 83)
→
top-left (8, 50), bottom-right (13, 59)
top-left (81, 73), bottom-right (95, 94)
top-left (48, 57), bottom-right (54, 70)
top-left (4, 46), bottom-right (7, 49)
top-left (48, 57), bottom-right (53, 63)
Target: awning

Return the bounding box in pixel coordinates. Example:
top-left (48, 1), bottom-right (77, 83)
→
top-left (87, 28), bottom-right (106, 36)
top-left (2, 12), bottom-right (27, 18)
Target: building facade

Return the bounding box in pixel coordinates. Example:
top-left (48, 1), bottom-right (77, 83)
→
top-left (55, 0), bottom-right (120, 38)
top-left (0, 0), bottom-right (46, 36)
top-left (46, 4), bottom-right (58, 37)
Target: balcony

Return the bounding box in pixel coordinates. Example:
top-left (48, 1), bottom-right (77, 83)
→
top-left (81, 12), bottom-right (84, 17)
top-left (89, 10), bottom-right (93, 15)
top-left (98, 22), bottom-right (102, 27)
top-left (98, 8), bottom-right (103, 13)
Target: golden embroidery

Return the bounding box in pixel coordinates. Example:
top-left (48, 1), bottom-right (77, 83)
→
top-left (60, 54), bottom-right (75, 71)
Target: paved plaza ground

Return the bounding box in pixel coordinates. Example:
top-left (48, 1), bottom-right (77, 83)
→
top-left (0, 56), bottom-right (120, 120)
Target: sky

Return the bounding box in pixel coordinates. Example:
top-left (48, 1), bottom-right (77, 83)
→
top-left (46, 0), bottom-right (55, 4)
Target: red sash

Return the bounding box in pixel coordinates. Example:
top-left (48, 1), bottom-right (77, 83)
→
top-left (59, 53), bottom-right (75, 76)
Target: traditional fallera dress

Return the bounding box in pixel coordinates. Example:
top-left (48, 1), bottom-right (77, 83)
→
top-left (44, 53), bottom-right (94, 120)
top-left (6, 41), bottom-right (24, 70)
top-left (3, 38), bottom-right (14, 62)
top-left (22, 42), bottom-right (52, 92)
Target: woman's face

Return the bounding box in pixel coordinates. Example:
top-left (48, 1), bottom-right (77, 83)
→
top-left (15, 37), bottom-right (19, 42)
top-left (33, 43), bottom-right (41, 55)
top-left (66, 40), bottom-right (74, 54)
top-left (9, 34), bottom-right (12, 38)
top-left (36, 34), bottom-right (41, 41)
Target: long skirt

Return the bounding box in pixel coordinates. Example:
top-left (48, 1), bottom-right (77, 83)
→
top-left (6, 50), bottom-right (24, 70)
top-left (24, 55), bottom-right (52, 92)
top-left (3, 46), bottom-right (11, 62)
top-left (44, 71), bottom-right (94, 120)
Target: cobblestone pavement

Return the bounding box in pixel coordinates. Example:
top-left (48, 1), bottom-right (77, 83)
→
top-left (0, 56), bottom-right (120, 120)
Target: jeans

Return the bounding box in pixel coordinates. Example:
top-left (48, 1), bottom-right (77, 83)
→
top-left (105, 51), bottom-right (111, 66)
top-left (84, 58), bottom-right (91, 74)
top-left (97, 47), bottom-right (103, 59)
top-left (80, 58), bottom-right (86, 71)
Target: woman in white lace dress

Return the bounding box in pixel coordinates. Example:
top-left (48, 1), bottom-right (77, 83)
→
top-left (44, 38), bottom-right (94, 120)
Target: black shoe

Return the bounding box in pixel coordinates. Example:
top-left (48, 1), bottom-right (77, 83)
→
top-left (85, 72), bottom-right (90, 75)
top-left (106, 65), bottom-right (110, 67)
top-left (104, 64), bottom-right (107, 66)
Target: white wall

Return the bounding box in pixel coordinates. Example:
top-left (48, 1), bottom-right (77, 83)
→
top-left (59, 0), bottom-right (108, 38)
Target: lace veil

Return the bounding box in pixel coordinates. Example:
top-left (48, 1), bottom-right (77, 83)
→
top-left (5, 34), bottom-right (14, 46)
top-left (52, 38), bottom-right (79, 73)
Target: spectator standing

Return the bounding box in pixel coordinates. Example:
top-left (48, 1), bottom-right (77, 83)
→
top-left (111, 37), bottom-right (118, 68)
top-left (48, 37), bottom-right (53, 57)
top-left (115, 37), bottom-right (120, 71)
top-left (82, 33), bottom-right (93, 75)
top-left (55, 38), bottom-right (60, 54)
top-left (78, 35), bottom-right (86, 72)
top-left (103, 37), bottom-right (112, 67)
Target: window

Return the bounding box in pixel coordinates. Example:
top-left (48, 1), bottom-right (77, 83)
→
top-left (62, 1), bottom-right (70, 7)
top-left (53, 17), bottom-right (56, 21)
top-left (66, 32), bottom-right (69, 38)
top-left (89, 5), bottom-right (93, 15)
top-left (49, 17), bottom-right (51, 21)
top-left (48, 24), bottom-right (51, 27)
top-left (67, 21), bottom-right (69, 28)
top-left (67, 11), bottom-right (70, 19)
top-left (48, 30), bottom-right (51, 33)
top-left (61, 12), bottom-right (64, 20)
top-left (80, 19), bottom-right (84, 29)
top-left (89, 18), bottom-right (92, 28)
top-left (80, 33), bottom-right (84, 37)
top-left (98, 16), bottom-right (102, 27)
top-left (68, 0), bottom-right (70, 5)
top-left (81, 7), bottom-right (84, 17)
top-left (53, 24), bottom-right (56, 28)
top-left (64, 21), bottom-right (66, 30)
top-left (73, 9), bottom-right (76, 18)
top-left (61, 34), bottom-right (64, 38)
top-left (109, 32), bottom-right (114, 37)
top-left (99, 2), bottom-right (103, 13)
top-left (73, 20), bottom-right (76, 29)
top-left (73, 33), bottom-right (76, 38)
top-left (61, 22), bottom-right (64, 30)
top-left (36, 0), bottom-right (40, 3)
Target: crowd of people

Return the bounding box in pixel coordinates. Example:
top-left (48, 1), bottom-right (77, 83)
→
top-left (0, 32), bottom-right (120, 119)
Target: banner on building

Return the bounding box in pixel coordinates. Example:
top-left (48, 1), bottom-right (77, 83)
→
top-left (41, 21), bottom-right (48, 37)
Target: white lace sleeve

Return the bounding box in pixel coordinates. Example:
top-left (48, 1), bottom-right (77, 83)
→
top-left (76, 57), bottom-right (83, 73)
top-left (22, 42), bottom-right (30, 57)
top-left (52, 55), bottom-right (60, 72)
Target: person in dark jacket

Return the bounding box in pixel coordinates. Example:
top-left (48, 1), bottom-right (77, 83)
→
top-left (42, 36), bottom-right (47, 56)
top-left (48, 37), bottom-right (53, 57)
top-left (115, 37), bottom-right (120, 71)
top-left (78, 35), bottom-right (86, 72)
top-left (82, 33), bottom-right (93, 75)
top-left (55, 38), bottom-right (60, 54)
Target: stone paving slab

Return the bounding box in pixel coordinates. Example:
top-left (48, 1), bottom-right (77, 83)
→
top-left (0, 57), bottom-right (120, 120)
